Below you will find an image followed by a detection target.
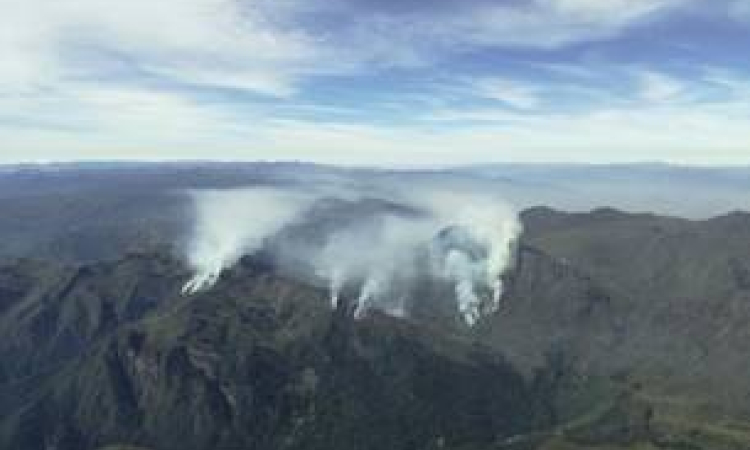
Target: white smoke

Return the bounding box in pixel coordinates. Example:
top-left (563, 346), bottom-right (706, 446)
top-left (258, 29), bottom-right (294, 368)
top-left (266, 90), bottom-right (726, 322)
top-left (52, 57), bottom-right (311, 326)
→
top-left (182, 188), bottom-right (312, 294)
top-left (407, 188), bottom-right (523, 324)
top-left (181, 183), bottom-right (522, 326)
top-left (316, 213), bottom-right (436, 318)
top-left (328, 267), bottom-right (344, 308)
top-left (442, 249), bottom-right (483, 325)
top-left (355, 273), bottom-right (383, 319)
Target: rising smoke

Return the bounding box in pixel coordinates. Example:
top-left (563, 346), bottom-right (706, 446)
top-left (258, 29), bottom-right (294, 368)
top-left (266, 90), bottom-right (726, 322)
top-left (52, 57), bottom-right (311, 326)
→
top-left (181, 181), bottom-right (522, 326)
top-left (182, 188), bottom-right (313, 294)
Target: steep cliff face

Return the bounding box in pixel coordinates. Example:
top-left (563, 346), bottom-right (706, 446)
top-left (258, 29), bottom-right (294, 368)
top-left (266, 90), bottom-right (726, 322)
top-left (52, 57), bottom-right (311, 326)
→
top-left (488, 208), bottom-right (750, 398)
top-left (473, 208), bottom-right (750, 449)
top-left (0, 253), bottom-right (542, 450)
top-left (479, 244), bottom-right (624, 374)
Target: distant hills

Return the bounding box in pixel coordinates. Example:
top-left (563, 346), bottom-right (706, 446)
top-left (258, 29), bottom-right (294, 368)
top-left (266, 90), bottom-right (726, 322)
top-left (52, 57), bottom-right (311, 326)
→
top-left (1, 162), bottom-right (750, 263)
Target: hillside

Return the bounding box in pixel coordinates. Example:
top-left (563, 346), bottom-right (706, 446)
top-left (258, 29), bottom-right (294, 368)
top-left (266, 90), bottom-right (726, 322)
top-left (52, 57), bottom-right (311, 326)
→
top-left (0, 252), bottom-right (543, 450)
top-left (2, 206), bottom-right (750, 449)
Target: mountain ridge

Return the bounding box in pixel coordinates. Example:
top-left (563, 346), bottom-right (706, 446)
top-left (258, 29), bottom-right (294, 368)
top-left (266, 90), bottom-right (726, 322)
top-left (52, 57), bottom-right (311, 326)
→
top-left (3, 206), bottom-right (750, 449)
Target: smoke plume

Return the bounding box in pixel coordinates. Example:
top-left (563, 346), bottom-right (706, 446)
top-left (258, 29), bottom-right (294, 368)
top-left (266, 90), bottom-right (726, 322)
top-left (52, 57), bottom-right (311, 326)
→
top-left (182, 188), bottom-right (312, 294)
top-left (181, 181), bottom-right (522, 325)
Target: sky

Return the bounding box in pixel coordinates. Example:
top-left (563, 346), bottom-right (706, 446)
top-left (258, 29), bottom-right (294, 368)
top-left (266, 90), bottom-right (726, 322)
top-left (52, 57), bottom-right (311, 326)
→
top-left (1, 0), bottom-right (750, 165)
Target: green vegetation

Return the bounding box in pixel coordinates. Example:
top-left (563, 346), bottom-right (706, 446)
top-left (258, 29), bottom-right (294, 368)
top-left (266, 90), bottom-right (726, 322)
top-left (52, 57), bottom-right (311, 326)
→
top-left (4, 206), bottom-right (750, 449)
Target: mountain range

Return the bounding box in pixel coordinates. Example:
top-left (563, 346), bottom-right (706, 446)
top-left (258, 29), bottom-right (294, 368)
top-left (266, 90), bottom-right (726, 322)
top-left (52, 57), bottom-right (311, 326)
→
top-left (3, 197), bottom-right (750, 449)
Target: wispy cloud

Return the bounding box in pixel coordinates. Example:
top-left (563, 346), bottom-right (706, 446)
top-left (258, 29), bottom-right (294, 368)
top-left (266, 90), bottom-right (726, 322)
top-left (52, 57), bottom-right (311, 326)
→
top-left (0, 0), bottom-right (749, 164)
top-left (0, 0), bottom-right (340, 98)
top-left (472, 78), bottom-right (542, 110)
top-left (636, 71), bottom-right (685, 102)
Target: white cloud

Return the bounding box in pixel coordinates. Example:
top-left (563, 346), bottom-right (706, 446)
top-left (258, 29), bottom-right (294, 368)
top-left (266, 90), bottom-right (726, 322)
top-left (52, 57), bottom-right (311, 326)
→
top-left (277, 106), bottom-right (750, 166)
top-left (5, 94), bottom-right (748, 166)
top-left (4, 62), bottom-right (749, 166)
top-left (392, 0), bottom-right (692, 52)
top-left (0, 0), bottom-right (748, 165)
top-left (637, 71), bottom-right (685, 102)
top-left (0, 0), bottom-right (325, 97)
top-left (0, 83), bottom-right (258, 162)
top-left (249, 102), bottom-right (750, 166)
top-left (473, 78), bottom-right (541, 110)
top-left (0, 0), bottom-right (699, 97)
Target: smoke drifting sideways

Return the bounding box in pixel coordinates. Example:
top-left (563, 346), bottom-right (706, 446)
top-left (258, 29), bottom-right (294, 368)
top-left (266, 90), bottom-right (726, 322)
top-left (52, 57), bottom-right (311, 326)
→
top-left (182, 188), bottom-right (311, 293)
top-left (181, 183), bottom-right (522, 326)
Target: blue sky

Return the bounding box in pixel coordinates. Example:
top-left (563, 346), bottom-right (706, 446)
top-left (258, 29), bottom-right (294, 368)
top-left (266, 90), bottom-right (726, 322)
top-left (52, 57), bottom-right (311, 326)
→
top-left (1, 0), bottom-right (750, 165)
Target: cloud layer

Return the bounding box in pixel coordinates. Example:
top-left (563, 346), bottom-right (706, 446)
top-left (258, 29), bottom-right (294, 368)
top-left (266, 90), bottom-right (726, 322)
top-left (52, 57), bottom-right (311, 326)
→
top-left (1, 0), bottom-right (749, 164)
